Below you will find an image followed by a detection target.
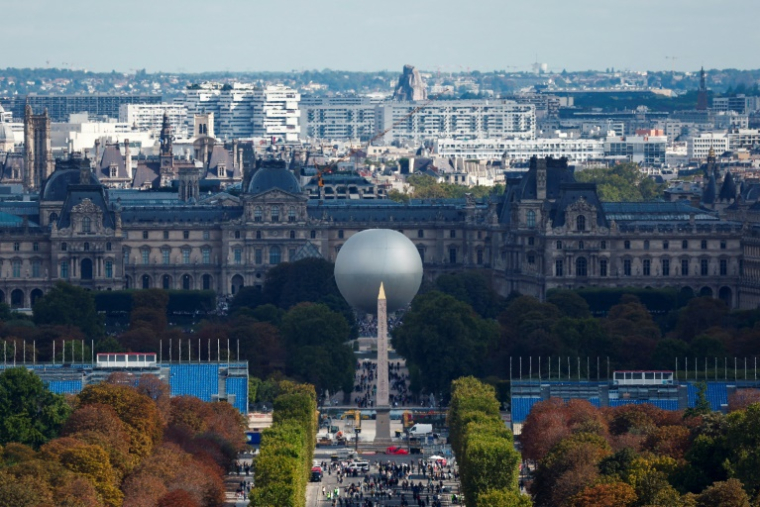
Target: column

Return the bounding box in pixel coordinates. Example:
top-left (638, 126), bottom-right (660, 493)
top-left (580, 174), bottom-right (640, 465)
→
top-left (374, 282), bottom-right (392, 445)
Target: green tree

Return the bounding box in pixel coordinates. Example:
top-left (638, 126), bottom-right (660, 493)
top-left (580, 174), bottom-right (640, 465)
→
top-left (686, 382), bottom-right (712, 418)
top-left (478, 489), bottom-right (532, 507)
top-left (0, 368), bottom-right (71, 447)
top-left (393, 292), bottom-right (499, 395)
top-left (547, 291), bottom-right (591, 319)
top-left (575, 162), bottom-right (665, 202)
top-left (725, 403), bottom-right (760, 495)
top-left (32, 282), bottom-right (103, 338)
top-left (435, 271), bottom-right (506, 318)
top-left (696, 478), bottom-right (750, 507)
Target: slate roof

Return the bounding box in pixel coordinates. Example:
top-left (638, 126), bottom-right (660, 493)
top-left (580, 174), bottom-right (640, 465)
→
top-left (205, 145), bottom-right (240, 179)
top-left (602, 202), bottom-right (720, 222)
top-left (132, 161), bottom-right (160, 189)
top-left (550, 183), bottom-right (608, 228)
top-left (98, 144), bottom-right (128, 180)
top-left (120, 207), bottom-right (243, 224)
top-left (0, 153), bottom-right (23, 181)
top-left (248, 160), bottom-right (301, 195)
top-left (57, 185), bottom-right (115, 230)
top-left (41, 169), bottom-right (100, 202)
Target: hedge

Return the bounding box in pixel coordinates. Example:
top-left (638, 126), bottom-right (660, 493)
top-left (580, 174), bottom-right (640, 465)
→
top-left (448, 377), bottom-right (523, 507)
top-left (547, 287), bottom-right (691, 315)
top-left (95, 290), bottom-right (216, 314)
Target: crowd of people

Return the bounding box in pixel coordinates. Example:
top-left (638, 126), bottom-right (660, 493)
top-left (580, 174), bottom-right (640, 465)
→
top-left (357, 314), bottom-right (404, 338)
top-left (353, 361), bottom-right (413, 408)
top-left (319, 459), bottom-right (459, 507)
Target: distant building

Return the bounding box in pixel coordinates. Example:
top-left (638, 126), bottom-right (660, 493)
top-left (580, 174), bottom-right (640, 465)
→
top-left (119, 103), bottom-right (188, 137)
top-left (603, 133), bottom-right (667, 166)
top-left (713, 95), bottom-right (760, 114)
top-left (688, 133), bottom-right (730, 160)
top-left (251, 85), bottom-right (300, 142)
top-left (374, 100), bottom-right (535, 144)
top-left (0, 95), bottom-right (161, 122)
top-left (393, 65), bottom-right (427, 101)
top-left (299, 96), bottom-right (375, 141)
top-left (436, 138), bottom-right (604, 163)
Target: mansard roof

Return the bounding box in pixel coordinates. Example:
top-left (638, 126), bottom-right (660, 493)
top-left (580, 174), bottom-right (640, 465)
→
top-left (41, 169), bottom-right (100, 202)
top-left (58, 184), bottom-right (115, 230)
top-left (98, 144), bottom-right (129, 179)
top-left (120, 207), bottom-right (243, 225)
top-left (248, 160), bottom-right (301, 195)
top-left (602, 201), bottom-right (719, 222)
top-left (513, 157), bottom-right (574, 201)
top-left (550, 183), bottom-right (607, 228)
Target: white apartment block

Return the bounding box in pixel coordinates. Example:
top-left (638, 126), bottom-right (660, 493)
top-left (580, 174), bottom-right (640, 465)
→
top-left (688, 133), bottom-right (730, 160)
top-left (435, 138), bottom-right (604, 163)
top-left (604, 135), bottom-right (668, 166)
top-left (181, 82), bottom-right (262, 139)
top-left (252, 85), bottom-right (301, 142)
top-left (119, 104), bottom-right (188, 138)
top-left (729, 129), bottom-right (760, 150)
top-left (299, 96), bottom-right (375, 141)
top-left (374, 100), bottom-right (535, 144)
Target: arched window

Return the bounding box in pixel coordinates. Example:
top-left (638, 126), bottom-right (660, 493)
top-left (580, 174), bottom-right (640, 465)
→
top-left (254, 207), bottom-right (262, 222)
top-left (82, 216), bottom-right (91, 233)
top-left (527, 210), bottom-right (536, 229)
top-left (576, 257), bottom-right (587, 277)
top-left (269, 246), bottom-right (281, 265)
top-left (271, 206), bottom-right (280, 222)
top-left (576, 215), bottom-right (586, 232)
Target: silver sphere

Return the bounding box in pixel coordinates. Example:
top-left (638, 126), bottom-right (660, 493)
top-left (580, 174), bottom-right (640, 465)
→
top-left (334, 229), bottom-right (423, 314)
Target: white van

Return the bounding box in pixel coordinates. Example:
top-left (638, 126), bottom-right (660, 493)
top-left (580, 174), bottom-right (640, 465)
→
top-left (408, 423), bottom-right (433, 437)
top-left (347, 461), bottom-right (370, 473)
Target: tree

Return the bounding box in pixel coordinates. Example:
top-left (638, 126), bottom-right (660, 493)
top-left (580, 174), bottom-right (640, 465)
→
top-left (0, 471), bottom-right (53, 507)
top-left (0, 367), bottom-right (71, 447)
top-left (478, 489), bottom-right (532, 507)
top-left (157, 490), bottom-right (200, 507)
top-left (725, 404), bottom-right (760, 495)
top-left (32, 282), bottom-right (103, 338)
top-left (686, 382), bottom-right (712, 418)
top-left (569, 482), bottom-right (637, 507)
top-left (575, 163), bottom-right (664, 202)
top-left (696, 479), bottom-right (751, 507)
top-left (675, 297), bottom-right (729, 342)
top-left (393, 292), bottom-right (499, 395)
top-left (434, 271), bottom-right (506, 318)
top-left (547, 291), bottom-right (591, 319)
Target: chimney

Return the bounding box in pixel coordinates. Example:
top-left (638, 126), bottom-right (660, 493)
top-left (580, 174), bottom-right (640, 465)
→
top-left (124, 138), bottom-right (132, 178)
top-left (536, 157), bottom-right (547, 200)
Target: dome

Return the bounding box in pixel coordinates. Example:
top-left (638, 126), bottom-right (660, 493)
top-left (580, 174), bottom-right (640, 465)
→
top-left (247, 161), bottom-right (301, 195)
top-left (0, 123), bottom-right (13, 143)
top-left (41, 169), bottom-right (100, 201)
top-left (334, 229), bottom-right (423, 314)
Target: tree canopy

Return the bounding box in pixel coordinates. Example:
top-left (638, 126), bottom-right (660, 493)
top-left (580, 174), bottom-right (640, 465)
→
top-left (575, 162), bottom-right (665, 202)
top-left (32, 282), bottom-right (104, 338)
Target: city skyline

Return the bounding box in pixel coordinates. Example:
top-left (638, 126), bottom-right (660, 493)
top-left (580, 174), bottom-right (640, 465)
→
top-left (2, 0), bottom-right (759, 74)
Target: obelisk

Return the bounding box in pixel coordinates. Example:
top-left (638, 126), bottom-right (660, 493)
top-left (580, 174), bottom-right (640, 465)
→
top-left (375, 282), bottom-right (392, 445)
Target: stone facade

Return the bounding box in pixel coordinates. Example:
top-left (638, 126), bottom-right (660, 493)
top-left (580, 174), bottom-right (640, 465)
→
top-left (0, 157), bottom-right (749, 310)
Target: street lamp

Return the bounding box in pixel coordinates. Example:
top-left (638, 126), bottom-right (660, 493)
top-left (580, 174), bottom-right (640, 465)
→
top-left (354, 428), bottom-right (361, 452)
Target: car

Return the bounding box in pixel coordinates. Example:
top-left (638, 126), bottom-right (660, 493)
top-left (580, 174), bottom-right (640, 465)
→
top-left (310, 466), bottom-right (323, 482)
top-left (385, 446), bottom-right (409, 455)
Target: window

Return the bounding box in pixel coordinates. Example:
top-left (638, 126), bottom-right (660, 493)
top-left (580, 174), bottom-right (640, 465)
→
top-left (105, 260), bottom-right (113, 278)
top-left (289, 230), bottom-right (296, 239)
top-left (182, 250), bottom-right (190, 264)
top-left (33, 242), bottom-right (39, 252)
top-left (32, 260), bottom-right (40, 278)
top-left (556, 241), bottom-right (562, 250)
top-left (528, 237), bottom-right (535, 246)
top-left (555, 259), bottom-right (564, 277)
top-left (477, 250), bottom-right (483, 265)
top-left (142, 231), bottom-right (148, 239)
top-left (82, 217), bottom-right (91, 233)
top-left (681, 259), bottom-right (689, 276)
top-left (601, 240), bottom-right (606, 250)
top-left (701, 259), bottom-right (708, 276)
top-left (310, 230), bottom-right (317, 239)
top-left (12, 242), bottom-right (19, 252)
top-left (271, 206), bottom-right (280, 222)
top-left (662, 259), bottom-right (670, 276)
top-left (450, 230), bottom-right (456, 238)
top-left (624, 240), bottom-right (631, 250)
top-left (202, 248), bottom-right (210, 264)
top-left (84, 242), bottom-right (90, 251)
top-left (106, 242), bottom-right (111, 251)
top-left (203, 231), bottom-right (210, 240)
top-left (288, 207), bottom-right (296, 223)
top-left (600, 259), bottom-right (608, 277)
top-left (449, 248), bottom-right (457, 264)
top-left (11, 260), bottom-right (21, 278)
top-left (720, 240), bottom-right (726, 250)
top-left (682, 240), bottom-right (688, 249)
top-left (576, 215), bottom-right (586, 232)
top-left (576, 257), bottom-right (587, 277)
top-left (269, 246), bottom-right (281, 264)
top-left (644, 240), bottom-right (650, 250)
top-left (162, 250), bottom-right (170, 265)
top-left (643, 259), bottom-right (651, 276)
top-left (579, 240), bottom-right (584, 250)
top-left (720, 259), bottom-right (727, 276)
top-left (235, 230), bottom-right (241, 239)
top-left (418, 230), bottom-right (424, 238)
top-left (254, 207), bottom-right (262, 222)
top-left (701, 240), bottom-right (707, 250)
top-left (528, 254), bottom-right (535, 265)
top-left (527, 210), bottom-right (536, 229)
top-left (338, 230), bottom-right (344, 239)
top-left (663, 240), bottom-right (669, 250)
top-left (183, 230), bottom-right (189, 240)
top-left (624, 259), bottom-right (631, 276)
top-left (123, 248), bottom-right (131, 265)
top-left (255, 249), bottom-right (262, 264)
top-left (60, 261), bottom-right (69, 278)
top-left (163, 230), bottom-right (169, 239)
top-left (142, 250), bottom-right (150, 265)
top-left (61, 242), bottom-right (67, 251)
top-left (234, 249), bottom-right (242, 265)
top-left (256, 231), bottom-right (262, 239)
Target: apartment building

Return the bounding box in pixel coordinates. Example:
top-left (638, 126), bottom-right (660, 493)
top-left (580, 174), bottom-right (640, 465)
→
top-left (251, 85), bottom-right (300, 142)
top-left (119, 104), bottom-right (188, 138)
top-left (604, 134), bottom-right (668, 166)
top-left (299, 96), bottom-right (375, 141)
top-left (436, 138), bottom-right (604, 163)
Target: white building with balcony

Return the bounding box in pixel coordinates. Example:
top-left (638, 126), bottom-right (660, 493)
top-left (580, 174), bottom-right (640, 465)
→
top-left (119, 104), bottom-right (188, 138)
top-left (435, 138), bottom-right (604, 163)
top-left (252, 85), bottom-right (300, 142)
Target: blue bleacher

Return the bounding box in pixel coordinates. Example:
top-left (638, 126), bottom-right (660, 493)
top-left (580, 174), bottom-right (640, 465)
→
top-left (685, 382), bottom-right (729, 410)
top-left (226, 377), bottom-right (248, 414)
top-left (169, 364), bottom-right (219, 401)
top-left (511, 397), bottom-right (541, 424)
top-left (608, 399), bottom-right (679, 410)
top-left (48, 379), bottom-right (83, 394)
top-left (588, 398), bottom-right (601, 407)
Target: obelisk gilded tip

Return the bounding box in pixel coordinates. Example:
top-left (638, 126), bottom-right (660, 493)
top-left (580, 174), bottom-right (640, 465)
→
top-left (378, 282), bottom-right (386, 300)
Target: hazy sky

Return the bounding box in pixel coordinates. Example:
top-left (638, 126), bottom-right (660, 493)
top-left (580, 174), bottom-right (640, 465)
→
top-left (3, 0), bottom-right (758, 73)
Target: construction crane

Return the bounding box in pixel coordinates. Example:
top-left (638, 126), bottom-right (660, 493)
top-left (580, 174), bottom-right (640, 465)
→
top-left (665, 56), bottom-right (679, 74)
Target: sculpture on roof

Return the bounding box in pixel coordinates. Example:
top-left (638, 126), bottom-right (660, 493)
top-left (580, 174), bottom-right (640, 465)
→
top-left (392, 65), bottom-right (427, 101)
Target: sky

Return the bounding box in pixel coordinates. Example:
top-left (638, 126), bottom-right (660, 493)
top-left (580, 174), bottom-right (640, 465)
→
top-left (2, 0), bottom-right (759, 74)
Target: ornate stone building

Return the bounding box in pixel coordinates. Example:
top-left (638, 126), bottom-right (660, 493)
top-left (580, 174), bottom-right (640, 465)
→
top-left (0, 156), bottom-right (747, 310)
